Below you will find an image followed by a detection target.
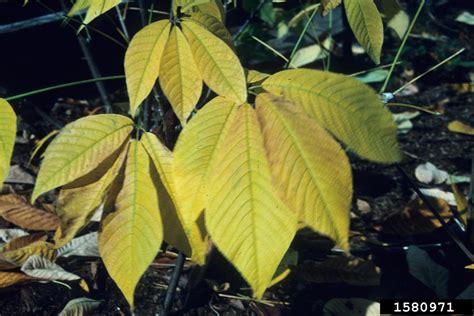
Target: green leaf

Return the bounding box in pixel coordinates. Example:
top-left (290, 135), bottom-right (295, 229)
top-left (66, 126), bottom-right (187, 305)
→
top-left (99, 141), bottom-right (163, 307)
top-left (344, 0), bottom-right (384, 64)
top-left (32, 114), bottom-right (133, 202)
top-left (0, 99), bottom-right (16, 189)
top-left (321, 0), bottom-right (341, 15)
top-left (206, 104), bottom-right (297, 298)
top-left (262, 69), bottom-right (401, 163)
top-left (125, 20), bottom-right (171, 116)
top-left (256, 94), bottom-right (351, 248)
top-left (159, 26), bottom-right (202, 125)
top-left (182, 21), bottom-right (247, 104)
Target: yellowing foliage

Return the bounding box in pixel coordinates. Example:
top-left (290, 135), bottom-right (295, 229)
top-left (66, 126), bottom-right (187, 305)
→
top-left (32, 114), bottom-right (133, 202)
top-left (159, 27), bottom-right (202, 125)
top-left (344, 0), bottom-right (384, 64)
top-left (256, 94), bottom-right (352, 249)
top-left (125, 20), bottom-right (171, 116)
top-left (205, 104), bottom-right (297, 298)
top-left (99, 141), bottom-right (163, 307)
top-left (0, 99), bottom-right (16, 188)
top-left (262, 69), bottom-right (401, 163)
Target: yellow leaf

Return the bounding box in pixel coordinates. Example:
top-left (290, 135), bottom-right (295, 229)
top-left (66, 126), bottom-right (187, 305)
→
top-left (206, 104), bottom-right (297, 298)
top-left (246, 69), bottom-right (269, 84)
top-left (256, 94), bottom-right (351, 248)
top-left (0, 272), bottom-right (35, 288)
top-left (0, 194), bottom-right (59, 231)
top-left (32, 114), bottom-right (133, 202)
top-left (174, 0), bottom-right (211, 12)
top-left (388, 10), bottom-right (410, 39)
top-left (182, 21), bottom-right (247, 104)
top-left (81, 0), bottom-right (122, 28)
top-left (125, 20), bottom-right (171, 116)
top-left (141, 132), bottom-right (206, 264)
top-left (174, 97), bottom-right (237, 224)
top-left (195, 0), bottom-right (226, 23)
top-left (344, 0), bottom-right (384, 64)
top-left (448, 120), bottom-right (474, 136)
top-left (159, 26), bottom-right (202, 125)
top-left (321, 0), bottom-right (341, 16)
top-left (288, 4), bottom-right (320, 27)
top-left (67, 0), bottom-right (91, 17)
top-left (185, 13), bottom-right (233, 48)
top-left (53, 146), bottom-right (128, 248)
top-left (99, 140), bottom-right (163, 307)
top-left (262, 69), bottom-right (401, 163)
top-left (0, 99), bottom-right (16, 188)
top-left (465, 263), bottom-right (474, 269)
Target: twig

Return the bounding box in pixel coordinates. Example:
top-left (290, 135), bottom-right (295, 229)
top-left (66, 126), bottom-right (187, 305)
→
top-left (115, 6), bottom-right (130, 42)
top-left (161, 252), bottom-right (186, 316)
top-left (233, 0), bottom-right (265, 41)
top-left (380, 0), bottom-right (425, 94)
top-left (218, 293), bottom-right (290, 307)
top-left (396, 165), bottom-right (474, 262)
top-left (468, 158), bottom-right (474, 244)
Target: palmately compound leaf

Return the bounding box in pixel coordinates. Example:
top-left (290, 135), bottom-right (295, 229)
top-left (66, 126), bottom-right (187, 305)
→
top-left (159, 26), bottom-right (202, 125)
top-left (99, 140), bottom-right (163, 307)
top-left (173, 97), bottom-right (237, 224)
top-left (32, 114), bottom-right (133, 203)
top-left (206, 104), bottom-right (297, 298)
top-left (125, 20), bottom-right (171, 116)
top-left (344, 0), bottom-right (384, 64)
top-left (141, 133), bottom-right (206, 264)
top-left (67, 0), bottom-right (91, 17)
top-left (53, 147), bottom-right (128, 248)
top-left (262, 69), bottom-right (401, 163)
top-left (182, 21), bottom-right (247, 104)
top-left (185, 13), bottom-right (233, 48)
top-left (0, 99), bottom-right (16, 189)
top-left (256, 94), bottom-right (351, 249)
top-left (81, 0), bottom-right (122, 28)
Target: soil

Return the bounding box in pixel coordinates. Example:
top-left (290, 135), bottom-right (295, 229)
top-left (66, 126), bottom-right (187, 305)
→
top-left (0, 1), bottom-right (473, 315)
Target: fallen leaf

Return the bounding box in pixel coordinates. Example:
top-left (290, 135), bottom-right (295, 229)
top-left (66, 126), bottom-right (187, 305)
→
top-left (0, 271), bottom-right (35, 288)
top-left (392, 111), bottom-right (420, 134)
top-left (0, 194), bottom-right (59, 231)
top-left (0, 229), bottom-right (28, 243)
top-left (21, 255), bottom-right (80, 281)
top-left (448, 120), bottom-right (474, 136)
top-left (58, 297), bottom-right (101, 316)
top-left (55, 232), bottom-right (99, 258)
top-left (415, 162), bottom-right (449, 184)
top-left (419, 188), bottom-right (456, 206)
top-left (5, 165), bottom-right (35, 185)
top-left (377, 197), bottom-right (453, 236)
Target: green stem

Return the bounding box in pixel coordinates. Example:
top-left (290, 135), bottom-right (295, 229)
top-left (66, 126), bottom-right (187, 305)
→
top-left (379, 0), bottom-right (425, 94)
top-left (286, 4), bottom-right (320, 69)
top-left (5, 75), bottom-right (125, 101)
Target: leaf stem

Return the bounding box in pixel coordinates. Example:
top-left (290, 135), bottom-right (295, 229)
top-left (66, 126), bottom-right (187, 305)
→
top-left (380, 0), bottom-right (425, 94)
top-left (286, 4), bottom-right (320, 69)
top-left (161, 252), bottom-right (186, 316)
top-left (5, 75), bottom-right (125, 101)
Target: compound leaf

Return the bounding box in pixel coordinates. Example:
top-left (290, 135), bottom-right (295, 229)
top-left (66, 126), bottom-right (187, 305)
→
top-left (182, 21), bottom-right (247, 104)
top-left (262, 69), bottom-right (401, 163)
top-left (185, 13), bottom-right (233, 48)
top-left (125, 20), bottom-right (171, 116)
top-left (99, 141), bottom-right (163, 307)
top-left (321, 0), bottom-right (341, 15)
top-left (206, 104), bottom-right (297, 298)
top-left (0, 99), bottom-right (16, 189)
top-left (32, 114), bottom-right (133, 202)
top-left (159, 26), bottom-right (202, 125)
top-left (344, 0), bottom-right (383, 64)
top-left (256, 94), bottom-right (351, 248)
